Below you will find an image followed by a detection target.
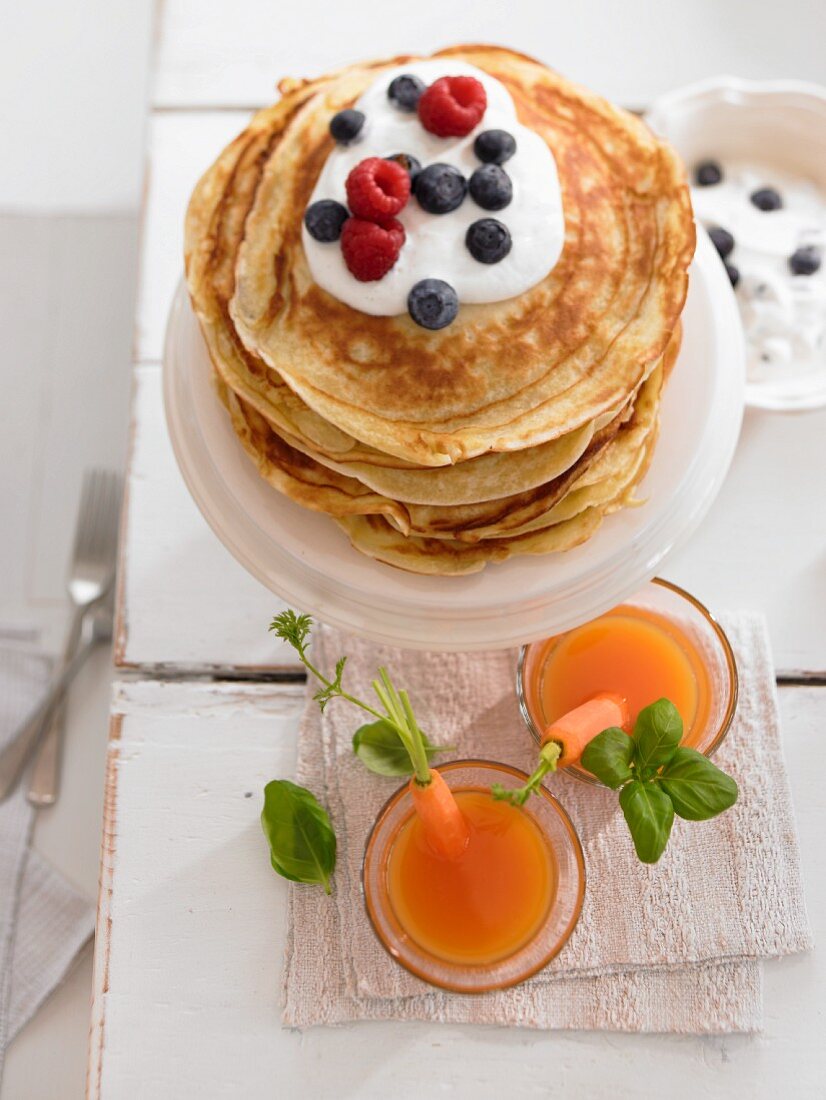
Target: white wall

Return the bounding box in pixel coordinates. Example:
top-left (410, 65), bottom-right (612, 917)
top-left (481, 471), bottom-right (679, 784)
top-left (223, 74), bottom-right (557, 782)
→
top-left (156, 0), bottom-right (826, 109)
top-left (1, 0), bottom-right (155, 212)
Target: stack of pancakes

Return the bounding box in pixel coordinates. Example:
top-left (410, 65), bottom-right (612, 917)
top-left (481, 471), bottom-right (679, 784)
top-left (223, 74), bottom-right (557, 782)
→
top-left (184, 45), bottom-right (695, 575)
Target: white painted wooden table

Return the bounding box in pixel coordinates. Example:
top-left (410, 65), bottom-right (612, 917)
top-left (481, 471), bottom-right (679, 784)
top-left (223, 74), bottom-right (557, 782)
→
top-left (95, 2), bottom-right (826, 1096)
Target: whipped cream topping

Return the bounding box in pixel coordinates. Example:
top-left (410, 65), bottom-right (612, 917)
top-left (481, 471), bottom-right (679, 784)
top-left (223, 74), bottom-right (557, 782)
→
top-left (302, 60), bottom-right (565, 316)
top-left (691, 163), bottom-right (826, 385)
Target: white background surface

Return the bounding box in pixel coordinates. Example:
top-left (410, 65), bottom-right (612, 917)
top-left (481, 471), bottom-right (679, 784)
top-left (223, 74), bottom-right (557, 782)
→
top-left (2, 1), bottom-right (153, 211)
top-left (2, 1), bottom-right (826, 1097)
top-left (156, 0), bottom-right (826, 109)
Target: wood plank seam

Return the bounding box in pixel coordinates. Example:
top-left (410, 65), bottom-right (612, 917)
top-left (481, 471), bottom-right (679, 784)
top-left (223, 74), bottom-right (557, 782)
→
top-left (113, 371), bottom-right (140, 668)
top-left (87, 712), bottom-right (123, 1100)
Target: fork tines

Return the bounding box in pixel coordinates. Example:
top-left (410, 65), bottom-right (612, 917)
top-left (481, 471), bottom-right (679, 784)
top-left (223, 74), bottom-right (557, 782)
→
top-left (74, 468), bottom-right (123, 569)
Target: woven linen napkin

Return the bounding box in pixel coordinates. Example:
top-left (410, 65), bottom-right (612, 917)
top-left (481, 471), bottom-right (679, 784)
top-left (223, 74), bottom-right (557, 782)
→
top-left (0, 644), bottom-right (96, 1085)
top-left (282, 612), bottom-right (810, 1032)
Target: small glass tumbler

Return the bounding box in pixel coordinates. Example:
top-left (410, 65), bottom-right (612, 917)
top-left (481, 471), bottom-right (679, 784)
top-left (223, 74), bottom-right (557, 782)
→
top-left (362, 759), bottom-right (585, 993)
top-left (517, 577), bottom-right (738, 785)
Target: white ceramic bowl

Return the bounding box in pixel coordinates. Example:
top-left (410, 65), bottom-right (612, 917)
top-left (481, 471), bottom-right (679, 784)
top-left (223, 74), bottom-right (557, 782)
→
top-left (646, 76), bottom-right (826, 411)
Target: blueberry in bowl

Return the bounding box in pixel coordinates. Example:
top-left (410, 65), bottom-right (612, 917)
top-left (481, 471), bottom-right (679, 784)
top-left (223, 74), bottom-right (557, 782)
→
top-left (789, 245), bottom-right (821, 276)
top-left (708, 226), bottom-right (735, 260)
top-left (750, 187), bottom-right (782, 212)
top-left (694, 160), bottom-right (723, 186)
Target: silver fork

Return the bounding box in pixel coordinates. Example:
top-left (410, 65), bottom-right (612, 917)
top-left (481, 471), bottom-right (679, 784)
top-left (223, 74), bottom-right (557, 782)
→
top-left (0, 599), bottom-right (115, 802)
top-left (26, 469), bottom-right (122, 805)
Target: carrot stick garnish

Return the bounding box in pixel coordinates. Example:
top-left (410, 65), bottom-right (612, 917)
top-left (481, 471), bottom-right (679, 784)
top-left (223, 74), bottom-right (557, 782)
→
top-left (493, 691), bottom-right (630, 806)
top-left (374, 670), bottom-right (469, 860)
top-left (541, 692), bottom-right (630, 767)
top-left (270, 612), bottom-right (470, 861)
top-left (409, 768), bottom-right (470, 861)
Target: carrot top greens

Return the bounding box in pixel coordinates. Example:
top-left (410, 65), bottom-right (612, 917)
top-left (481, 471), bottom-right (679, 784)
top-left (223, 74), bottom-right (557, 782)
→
top-left (261, 611), bottom-right (459, 890)
top-left (270, 610), bottom-right (454, 784)
top-left (262, 615), bottom-right (738, 883)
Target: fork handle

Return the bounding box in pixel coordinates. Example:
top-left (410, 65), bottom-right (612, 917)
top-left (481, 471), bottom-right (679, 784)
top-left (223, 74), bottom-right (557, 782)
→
top-left (0, 627), bottom-right (96, 803)
top-left (26, 606), bottom-right (87, 806)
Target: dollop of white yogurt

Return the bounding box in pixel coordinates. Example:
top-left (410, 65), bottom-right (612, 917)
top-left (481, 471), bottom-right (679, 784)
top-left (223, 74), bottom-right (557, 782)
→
top-left (302, 60), bottom-right (565, 316)
top-left (691, 163), bottom-right (826, 385)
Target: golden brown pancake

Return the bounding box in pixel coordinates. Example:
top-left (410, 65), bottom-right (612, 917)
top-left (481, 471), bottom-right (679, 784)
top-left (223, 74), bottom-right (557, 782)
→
top-left (184, 82), bottom-right (637, 498)
top-left (228, 46), bottom-right (694, 466)
top-left (183, 46), bottom-right (694, 574)
top-left (335, 506), bottom-right (606, 576)
top-left (219, 361), bottom-right (662, 547)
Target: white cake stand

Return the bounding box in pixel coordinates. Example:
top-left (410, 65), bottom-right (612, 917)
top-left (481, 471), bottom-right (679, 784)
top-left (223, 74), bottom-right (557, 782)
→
top-left (163, 230), bottom-right (744, 650)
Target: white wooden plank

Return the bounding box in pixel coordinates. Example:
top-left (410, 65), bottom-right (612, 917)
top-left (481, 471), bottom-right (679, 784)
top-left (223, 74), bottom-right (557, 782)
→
top-left (665, 404), bottom-right (826, 676)
top-left (117, 365), bottom-right (301, 670)
top-left (135, 112), bottom-right (251, 363)
top-left (89, 680), bottom-right (825, 1099)
top-left (154, 0), bottom-right (826, 110)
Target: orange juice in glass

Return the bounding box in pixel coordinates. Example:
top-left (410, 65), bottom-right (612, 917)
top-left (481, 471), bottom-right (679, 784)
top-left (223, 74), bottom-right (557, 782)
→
top-left (363, 760), bottom-right (585, 992)
top-left (518, 578), bottom-right (738, 784)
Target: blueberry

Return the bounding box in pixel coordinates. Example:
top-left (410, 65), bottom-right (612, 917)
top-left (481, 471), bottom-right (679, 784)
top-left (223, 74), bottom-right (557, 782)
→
top-left (473, 129), bottom-right (517, 165)
top-left (725, 262), bottom-right (740, 288)
top-left (407, 278), bottom-right (459, 330)
top-left (469, 164), bottom-right (512, 211)
top-left (694, 160), bottom-right (723, 186)
top-left (414, 164), bottom-right (467, 215)
top-left (329, 109), bottom-right (365, 145)
top-left (303, 200), bottom-right (349, 243)
top-left (789, 245), bottom-right (821, 276)
top-left (385, 152), bottom-right (422, 185)
top-left (750, 187), bottom-right (782, 212)
top-left (708, 226), bottom-right (735, 260)
top-left (466, 218), bottom-right (512, 264)
top-left (387, 74), bottom-right (425, 112)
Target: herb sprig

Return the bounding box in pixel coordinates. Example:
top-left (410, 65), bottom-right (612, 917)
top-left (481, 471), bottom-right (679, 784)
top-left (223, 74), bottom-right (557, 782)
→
top-left (581, 698), bottom-right (738, 863)
top-left (262, 612), bottom-right (459, 890)
top-left (270, 610), bottom-right (455, 780)
top-left (492, 740), bottom-right (562, 806)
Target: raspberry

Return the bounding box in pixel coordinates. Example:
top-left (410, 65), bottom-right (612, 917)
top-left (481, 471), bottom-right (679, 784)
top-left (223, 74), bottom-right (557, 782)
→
top-left (417, 76), bottom-right (487, 138)
top-left (341, 217), bottom-right (405, 281)
top-left (345, 157), bottom-right (410, 221)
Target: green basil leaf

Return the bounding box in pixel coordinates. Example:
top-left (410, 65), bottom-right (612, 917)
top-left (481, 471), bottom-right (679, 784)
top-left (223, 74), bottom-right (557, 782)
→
top-left (261, 780), bottom-right (336, 893)
top-left (352, 719), bottom-right (446, 777)
top-left (633, 698), bottom-right (683, 771)
top-left (659, 747), bottom-right (739, 820)
top-left (619, 779), bottom-right (674, 864)
top-left (580, 727), bottom-right (635, 789)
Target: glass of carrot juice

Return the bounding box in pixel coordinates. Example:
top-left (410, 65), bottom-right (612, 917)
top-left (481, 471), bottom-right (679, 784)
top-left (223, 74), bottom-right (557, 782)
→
top-left (518, 577), bottom-right (738, 784)
top-left (362, 760), bottom-right (585, 992)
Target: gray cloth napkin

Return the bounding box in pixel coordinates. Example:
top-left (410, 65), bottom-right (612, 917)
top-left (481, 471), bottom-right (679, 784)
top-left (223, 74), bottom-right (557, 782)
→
top-left (0, 644), bottom-right (95, 1086)
top-left (282, 612), bottom-right (811, 1032)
